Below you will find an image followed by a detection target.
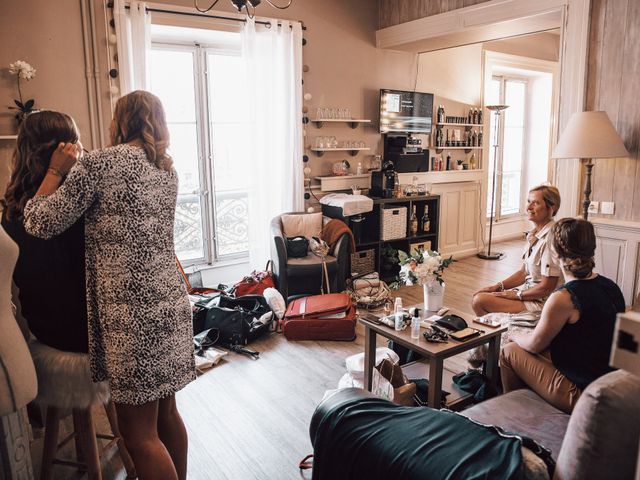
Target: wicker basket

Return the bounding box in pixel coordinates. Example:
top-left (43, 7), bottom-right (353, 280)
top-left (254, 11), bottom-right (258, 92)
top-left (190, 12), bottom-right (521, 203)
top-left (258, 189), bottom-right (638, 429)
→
top-left (381, 206), bottom-right (407, 241)
top-left (351, 249), bottom-right (376, 276)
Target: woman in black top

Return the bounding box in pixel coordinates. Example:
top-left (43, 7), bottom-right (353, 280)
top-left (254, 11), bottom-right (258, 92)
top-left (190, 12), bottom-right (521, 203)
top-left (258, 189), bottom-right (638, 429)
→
top-left (1, 110), bottom-right (87, 353)
top-left (500, 218), bottom-right (625, 413)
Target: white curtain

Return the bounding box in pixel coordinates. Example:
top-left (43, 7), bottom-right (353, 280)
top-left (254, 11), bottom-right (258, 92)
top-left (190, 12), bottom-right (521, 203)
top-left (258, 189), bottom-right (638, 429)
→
top-left (242, 19), bottom-right (304, 270)
top-left (113, 0), bottom-right (151, 93)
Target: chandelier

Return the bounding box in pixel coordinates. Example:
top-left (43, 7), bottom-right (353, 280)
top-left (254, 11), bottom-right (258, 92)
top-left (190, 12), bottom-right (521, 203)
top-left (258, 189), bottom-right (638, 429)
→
top-left (195, 0), bottom-right (293, 19)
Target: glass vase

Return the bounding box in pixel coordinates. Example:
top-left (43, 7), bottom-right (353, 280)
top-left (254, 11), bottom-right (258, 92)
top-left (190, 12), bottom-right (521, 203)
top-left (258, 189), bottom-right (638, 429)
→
top-left (423, 281), bottom-right (445, 312)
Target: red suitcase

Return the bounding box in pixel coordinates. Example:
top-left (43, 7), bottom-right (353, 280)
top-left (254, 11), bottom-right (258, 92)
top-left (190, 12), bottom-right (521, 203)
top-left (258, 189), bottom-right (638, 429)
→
top-left (282, 293), bottom-right (357, 341)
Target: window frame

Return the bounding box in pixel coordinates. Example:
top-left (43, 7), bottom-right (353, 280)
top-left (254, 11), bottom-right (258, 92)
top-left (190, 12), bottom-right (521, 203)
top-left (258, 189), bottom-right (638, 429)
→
top-left (488, 74), bottom-right (529, 221)
top-left (151, 40), bottom-right (247, 267)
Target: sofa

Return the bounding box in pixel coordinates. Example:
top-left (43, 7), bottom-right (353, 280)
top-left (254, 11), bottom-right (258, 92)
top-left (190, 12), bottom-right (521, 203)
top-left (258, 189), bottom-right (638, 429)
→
top-left (309, 370), bottom-right (640, 479)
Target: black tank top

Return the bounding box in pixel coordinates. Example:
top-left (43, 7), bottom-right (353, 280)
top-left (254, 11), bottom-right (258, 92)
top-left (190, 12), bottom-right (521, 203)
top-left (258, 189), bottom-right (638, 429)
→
top-left (1, 211), bottom-right (88, 353)
top-left (550, 275), bottom-right (625, 390)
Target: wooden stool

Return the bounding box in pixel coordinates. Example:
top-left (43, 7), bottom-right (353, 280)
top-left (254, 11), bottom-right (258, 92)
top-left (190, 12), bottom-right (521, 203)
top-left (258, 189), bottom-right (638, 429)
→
top-left (29, 340), bottom-right (136, 480)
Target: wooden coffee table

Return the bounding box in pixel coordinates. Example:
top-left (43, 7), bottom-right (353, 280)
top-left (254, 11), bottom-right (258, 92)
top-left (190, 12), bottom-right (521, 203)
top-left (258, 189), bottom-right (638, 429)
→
top-left (359, 307), bottom-right (506, 408)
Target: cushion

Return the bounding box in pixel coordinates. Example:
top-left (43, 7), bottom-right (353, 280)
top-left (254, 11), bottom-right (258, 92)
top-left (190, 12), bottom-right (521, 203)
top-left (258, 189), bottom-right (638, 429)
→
top-left (281, 213), bottom-right (322, 238)
top-left (463, 389), bottom-right (570, 459)
top-left (554, 370), bottom-right (640, 480)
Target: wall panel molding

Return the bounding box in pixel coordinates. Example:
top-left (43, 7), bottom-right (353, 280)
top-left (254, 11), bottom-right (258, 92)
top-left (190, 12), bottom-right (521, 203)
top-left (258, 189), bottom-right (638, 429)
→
top-left (593, 219), bottom-right (640, 305)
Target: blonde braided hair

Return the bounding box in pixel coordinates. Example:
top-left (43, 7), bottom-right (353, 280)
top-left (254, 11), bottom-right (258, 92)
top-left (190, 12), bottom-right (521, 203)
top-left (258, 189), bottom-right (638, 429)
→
top-left (551, 218), bottom-right (596, 279)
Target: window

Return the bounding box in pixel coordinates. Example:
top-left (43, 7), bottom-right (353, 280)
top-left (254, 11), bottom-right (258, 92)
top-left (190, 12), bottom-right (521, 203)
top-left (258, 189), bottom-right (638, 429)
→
top-left (486, 76), bottom-right (527, 219)
top-left (149, 39), bottom-right (250, 264)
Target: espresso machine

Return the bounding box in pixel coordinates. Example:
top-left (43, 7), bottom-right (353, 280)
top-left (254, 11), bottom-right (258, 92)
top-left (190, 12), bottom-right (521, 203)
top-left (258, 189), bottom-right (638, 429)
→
top-left (370, 159), bottom-right (397, 198)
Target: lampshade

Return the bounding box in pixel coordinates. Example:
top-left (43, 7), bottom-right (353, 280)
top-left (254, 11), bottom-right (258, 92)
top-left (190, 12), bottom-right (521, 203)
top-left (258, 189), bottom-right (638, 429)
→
top-left (552, 111), bottom-right (629, 159)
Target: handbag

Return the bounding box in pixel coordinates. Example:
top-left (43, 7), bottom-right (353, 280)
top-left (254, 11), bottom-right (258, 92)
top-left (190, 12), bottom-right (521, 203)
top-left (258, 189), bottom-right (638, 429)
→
top-left (233, 260), bottom-right (276, 297)
top-left (286, 236), bottom-right (309, 258)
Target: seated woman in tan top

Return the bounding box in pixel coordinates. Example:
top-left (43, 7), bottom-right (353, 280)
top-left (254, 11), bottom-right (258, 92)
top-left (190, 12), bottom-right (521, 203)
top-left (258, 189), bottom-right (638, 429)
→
top-left (472, 185), bottom-right (563, 316)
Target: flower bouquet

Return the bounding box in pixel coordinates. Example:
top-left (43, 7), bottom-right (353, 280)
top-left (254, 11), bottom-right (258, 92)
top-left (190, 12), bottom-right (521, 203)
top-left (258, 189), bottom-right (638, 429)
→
top-left (397, 249), bottom-right (455, 311)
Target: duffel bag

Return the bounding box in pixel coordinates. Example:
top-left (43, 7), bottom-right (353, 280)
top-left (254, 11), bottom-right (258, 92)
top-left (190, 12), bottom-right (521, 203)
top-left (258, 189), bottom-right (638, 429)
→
top-left (196, 294), bottom-right (273, 345)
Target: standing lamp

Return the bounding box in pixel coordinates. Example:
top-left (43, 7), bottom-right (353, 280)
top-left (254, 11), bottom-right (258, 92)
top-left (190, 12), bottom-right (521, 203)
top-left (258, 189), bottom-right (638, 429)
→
top-left (478, 104), bottom-right (509, 261)
top-left (551, 111), bottom-right (629, 220)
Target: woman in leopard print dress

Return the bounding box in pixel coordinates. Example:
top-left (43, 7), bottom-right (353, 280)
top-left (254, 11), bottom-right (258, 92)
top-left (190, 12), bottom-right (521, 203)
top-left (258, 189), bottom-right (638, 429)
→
top-left (24, 91), bottom-right (195, 480)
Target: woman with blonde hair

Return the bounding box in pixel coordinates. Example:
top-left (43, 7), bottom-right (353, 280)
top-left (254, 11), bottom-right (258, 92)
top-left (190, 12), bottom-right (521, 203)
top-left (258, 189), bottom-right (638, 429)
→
top-left (24, 91), bottom-right (195, 480)
top-left (472, 185), bottom-right (563, 316)
top-left (500, 218), bottom-right (625, 413)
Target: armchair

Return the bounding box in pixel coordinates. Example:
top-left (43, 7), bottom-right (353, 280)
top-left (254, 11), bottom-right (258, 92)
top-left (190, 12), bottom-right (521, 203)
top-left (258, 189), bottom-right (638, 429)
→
top-left (270, 213), bottom-right (350, 301)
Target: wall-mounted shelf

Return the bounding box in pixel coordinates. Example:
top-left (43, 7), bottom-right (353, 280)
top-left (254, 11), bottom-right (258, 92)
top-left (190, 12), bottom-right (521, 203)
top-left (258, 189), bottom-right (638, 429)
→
top-left (311, 147), bottom-right (370, 157)
top-left (311, 119), bottom-right (371, 129)
top-left (315, 173), bottom-right (371, 192)
top-left (0, 135), bottom-right (18, 140)
top-left (436, 123), bottom-right (483, 128)
top-left (434, 146), bottom-right (483, 153)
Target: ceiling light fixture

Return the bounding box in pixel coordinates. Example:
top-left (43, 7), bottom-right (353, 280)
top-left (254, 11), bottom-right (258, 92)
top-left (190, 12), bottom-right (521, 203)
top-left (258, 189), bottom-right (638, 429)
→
top-left (195, 0), bottom-right (293, 19)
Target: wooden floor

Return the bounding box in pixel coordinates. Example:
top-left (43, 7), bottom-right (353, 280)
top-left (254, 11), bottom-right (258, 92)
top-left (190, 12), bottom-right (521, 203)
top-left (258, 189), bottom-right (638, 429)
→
top-left (32, 239), bottom-right (525, 480)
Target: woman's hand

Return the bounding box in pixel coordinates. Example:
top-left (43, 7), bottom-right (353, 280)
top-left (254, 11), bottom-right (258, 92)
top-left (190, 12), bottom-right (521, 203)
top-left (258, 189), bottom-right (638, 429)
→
top-left (49, 142), bottom-right (83, 176)
top-left (474, 284), bottom-right (500, 295)
top-left (492, 290), bottom-right (520, 300)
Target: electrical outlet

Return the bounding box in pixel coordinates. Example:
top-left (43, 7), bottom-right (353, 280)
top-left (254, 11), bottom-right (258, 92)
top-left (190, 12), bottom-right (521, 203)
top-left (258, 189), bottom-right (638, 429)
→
top-left (588, 201), bottom-right (599, 214)
top-left (601, 201), bottom-right (615, 215)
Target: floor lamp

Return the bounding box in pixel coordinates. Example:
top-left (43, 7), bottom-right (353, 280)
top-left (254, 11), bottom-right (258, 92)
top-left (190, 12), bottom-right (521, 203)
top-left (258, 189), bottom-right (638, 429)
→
top-left (551, 111), bottom-right (629, 220)
top-left (478, 104), bottom-right (508, 260)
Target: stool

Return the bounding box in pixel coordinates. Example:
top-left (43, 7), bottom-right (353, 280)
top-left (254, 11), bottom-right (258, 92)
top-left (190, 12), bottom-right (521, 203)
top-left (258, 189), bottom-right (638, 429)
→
top-left (29, 340), bottom-right (136, 480)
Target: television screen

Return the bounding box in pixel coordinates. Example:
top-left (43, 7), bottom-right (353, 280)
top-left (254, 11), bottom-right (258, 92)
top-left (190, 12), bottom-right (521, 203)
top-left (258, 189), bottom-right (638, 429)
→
top-left (379, 89), bottom-right (434, 134)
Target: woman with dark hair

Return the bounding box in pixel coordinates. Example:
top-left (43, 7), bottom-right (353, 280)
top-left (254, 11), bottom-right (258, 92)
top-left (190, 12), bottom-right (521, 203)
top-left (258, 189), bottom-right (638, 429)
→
top-left (472, 185), bottom-right (563, 316)
top-left (24, 91), bottom-right (195, 480)
top-left (1, 110), bottom-right (88, 353)
top-left (500, 218), bottom-right (625, 413)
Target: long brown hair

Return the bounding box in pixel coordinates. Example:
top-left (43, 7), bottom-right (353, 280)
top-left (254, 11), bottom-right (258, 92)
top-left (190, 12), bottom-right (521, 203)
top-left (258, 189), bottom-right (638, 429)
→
top-left (2, 111), bottom-right (79, 220)
top-left (110, 90), bottom-right (173, 171)
top-left (551, 218), bottom-right (596, 279)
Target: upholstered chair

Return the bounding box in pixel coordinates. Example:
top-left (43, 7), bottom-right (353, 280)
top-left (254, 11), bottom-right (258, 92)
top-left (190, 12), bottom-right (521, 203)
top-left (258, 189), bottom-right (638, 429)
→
top-left (270, 213), bottom-right (350, 301)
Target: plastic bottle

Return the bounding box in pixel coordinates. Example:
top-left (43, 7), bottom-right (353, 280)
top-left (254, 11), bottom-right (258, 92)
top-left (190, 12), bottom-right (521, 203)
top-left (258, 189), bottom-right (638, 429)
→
top-left (411, 308), bottom-right (421, 339)
top-left (394, 297), bottom-right (404, 331)
top-left (356, 162), bottom-right (363, 175)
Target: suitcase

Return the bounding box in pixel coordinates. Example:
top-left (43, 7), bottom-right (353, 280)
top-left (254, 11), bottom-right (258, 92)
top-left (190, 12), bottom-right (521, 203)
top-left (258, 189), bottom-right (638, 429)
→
top-left (282, 293), bottom-right (357, 341)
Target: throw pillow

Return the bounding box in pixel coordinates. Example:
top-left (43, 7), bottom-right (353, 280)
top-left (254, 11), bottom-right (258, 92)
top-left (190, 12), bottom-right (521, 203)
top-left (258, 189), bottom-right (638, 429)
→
top-left (281, 213), bottom-right (322, 239)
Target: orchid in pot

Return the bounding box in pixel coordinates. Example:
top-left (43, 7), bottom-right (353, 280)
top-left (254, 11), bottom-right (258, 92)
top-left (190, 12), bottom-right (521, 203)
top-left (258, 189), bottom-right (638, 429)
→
top-left (8, 60), bottom-right (37, 124)
top-left (397, 249), bottom-right (455, 311)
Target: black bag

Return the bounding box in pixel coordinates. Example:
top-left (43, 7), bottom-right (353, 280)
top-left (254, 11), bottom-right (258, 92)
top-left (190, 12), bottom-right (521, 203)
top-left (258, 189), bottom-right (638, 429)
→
top-left (286, 236), bottom-right (309, 258)
top-left (193, 294), bottom-right (273, 346)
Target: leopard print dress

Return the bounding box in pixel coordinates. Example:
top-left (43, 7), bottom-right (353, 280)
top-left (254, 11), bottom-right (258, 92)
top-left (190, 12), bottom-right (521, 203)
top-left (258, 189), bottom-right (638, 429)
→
top-left (24, 144), bottom-right (195, 405)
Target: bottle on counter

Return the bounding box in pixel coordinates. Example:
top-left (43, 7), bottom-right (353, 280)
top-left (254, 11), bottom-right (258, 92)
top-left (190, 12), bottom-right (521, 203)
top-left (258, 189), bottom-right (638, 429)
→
top-left (357, 162), bottom-right (363, 175)
top-left (469, 153), bottom-right (477, 170)
top-left (394, 297), bottom-right (404, 331)
top-left (410, 205), bottom-right (418, 236)
top-left (411, 308), bottom-right (421, 339)
top-left (421, 205), bottom-right (431, 233)
top-left (446, 153), bottom-right (452, 171)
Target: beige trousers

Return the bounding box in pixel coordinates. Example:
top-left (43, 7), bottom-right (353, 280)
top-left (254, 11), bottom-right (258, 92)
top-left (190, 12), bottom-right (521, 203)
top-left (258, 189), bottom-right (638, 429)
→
top-left (500, 342), bottom-right (582, 414)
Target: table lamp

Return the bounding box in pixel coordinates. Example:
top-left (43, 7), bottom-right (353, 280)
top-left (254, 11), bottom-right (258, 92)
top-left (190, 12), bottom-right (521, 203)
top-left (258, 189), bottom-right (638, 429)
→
top-left (551, 111), bottom-right (629, 220)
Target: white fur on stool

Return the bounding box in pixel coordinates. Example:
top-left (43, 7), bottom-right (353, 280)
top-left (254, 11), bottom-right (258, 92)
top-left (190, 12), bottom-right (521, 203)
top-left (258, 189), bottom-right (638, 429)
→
top-left (29, 340), bottom-right (109, 409)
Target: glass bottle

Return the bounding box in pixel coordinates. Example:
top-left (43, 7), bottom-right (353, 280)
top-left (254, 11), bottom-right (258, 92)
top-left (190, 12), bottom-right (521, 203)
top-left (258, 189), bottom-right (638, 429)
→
top-left (411, 308), bottom-right (421, 339)
top-left (478, 131), bottom-right (483, 147)
top-left (446, 153), bottom-right (452, 171)
top-left (394, 297), bottom-right (404, 331)
top-left (410, 205), bottom-right (418, 236)
top-left (422, 205), bottom-right (431, 233)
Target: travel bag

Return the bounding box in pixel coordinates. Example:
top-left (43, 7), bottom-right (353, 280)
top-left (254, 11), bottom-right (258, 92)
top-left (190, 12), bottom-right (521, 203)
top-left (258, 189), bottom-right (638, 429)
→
top-left (193, 294), bottom-right (273, 346)
top-left (282, 293), bottom-right (356, 341)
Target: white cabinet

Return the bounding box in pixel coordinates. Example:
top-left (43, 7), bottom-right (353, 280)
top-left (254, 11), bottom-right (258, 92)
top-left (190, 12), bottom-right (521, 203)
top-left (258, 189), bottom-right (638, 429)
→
top-left (430, 181), bottom-right (480, 257)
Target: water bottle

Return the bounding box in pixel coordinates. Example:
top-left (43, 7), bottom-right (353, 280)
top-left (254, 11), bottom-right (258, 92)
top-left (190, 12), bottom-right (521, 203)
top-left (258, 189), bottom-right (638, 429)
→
top-left (411, 308), bottom-right (421, 339)
top-left (394, 297), bottom-right (404, 331)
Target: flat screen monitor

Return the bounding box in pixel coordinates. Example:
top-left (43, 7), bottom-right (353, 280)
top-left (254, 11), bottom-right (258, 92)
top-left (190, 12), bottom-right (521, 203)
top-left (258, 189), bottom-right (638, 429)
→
top-left (379, 89), bottom-right (434, 134)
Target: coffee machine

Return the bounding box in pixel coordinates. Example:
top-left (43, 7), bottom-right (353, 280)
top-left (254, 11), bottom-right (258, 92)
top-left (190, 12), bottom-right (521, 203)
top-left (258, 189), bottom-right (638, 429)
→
top-left (370, 159), bottom-right (397, 198)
